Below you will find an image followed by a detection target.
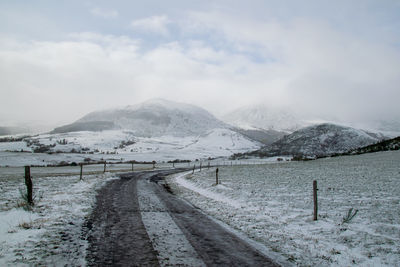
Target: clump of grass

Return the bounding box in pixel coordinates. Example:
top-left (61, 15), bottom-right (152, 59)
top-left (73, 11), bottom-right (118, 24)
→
top-left (342, 208), bottom-right (359, 224)
top-left (17, 188), bottom-right (42, 211)
top-left (18, 221), bottom-right (33, 229)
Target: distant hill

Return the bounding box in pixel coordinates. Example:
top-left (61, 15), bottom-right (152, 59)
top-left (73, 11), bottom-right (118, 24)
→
top-left (0, 126), bottom-right (30, 136)
top-left (51, 99), bottom-right (227, 137)
top-left (51, 121), bottom-right (115, 134)
top-left (236, 123), bottom-right (386, 159)
top-left (346, 136), bottom-right (400, 155)
top-left (232, 127), bottom-right (286, 145)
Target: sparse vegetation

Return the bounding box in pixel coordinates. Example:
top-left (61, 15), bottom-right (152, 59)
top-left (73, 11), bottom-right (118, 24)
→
top-left (18, 220), bottom-right (34, 229)
top-left (118, 140), bottom-right (136, 149)
top-left (57, 139), bottom-right (68, 145)
top-left (18, 188), bottom-right (42, 210)
top-left (341, 208), bottom-right (359, 224)
top-left (0, 135), bottom-right (30, 143)
top-left (167, 159), bottom-right (191, 163)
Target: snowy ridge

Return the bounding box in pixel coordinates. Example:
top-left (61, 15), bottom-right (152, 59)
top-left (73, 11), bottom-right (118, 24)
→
top-left (253, 123), bottom-right (385, 157)
top-left (76, 98), bottom-right (227, 137)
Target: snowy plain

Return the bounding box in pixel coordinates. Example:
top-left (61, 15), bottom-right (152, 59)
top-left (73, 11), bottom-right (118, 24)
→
top-left (0, 128), bottom-right (261, 166)
top-left (168, 151), bottom-right (400, 266)
top-left (0, 168), bottom-right (118, 266)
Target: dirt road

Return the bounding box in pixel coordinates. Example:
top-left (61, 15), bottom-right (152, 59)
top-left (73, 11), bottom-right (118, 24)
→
top-left (85, 169), bottom-right (279, 266)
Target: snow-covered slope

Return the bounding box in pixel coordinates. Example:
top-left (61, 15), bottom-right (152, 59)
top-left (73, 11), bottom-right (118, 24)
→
top-left (232, 127), bottom-right (286, 145)
top-left (0, 128), bottom-right (262, 166)
top-left (222, 104), bottom-right (308, 133)
top-left (251, 123), bottom-right (385, 157)
top-left (54, 99), bottom-right (227, 138)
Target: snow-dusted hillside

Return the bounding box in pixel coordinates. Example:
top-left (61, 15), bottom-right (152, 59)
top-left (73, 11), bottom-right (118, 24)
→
top-left (251, 123), bottom-right (385, 158)
top-left (54, 99), bottom-right (227, 138)
top-left (222, 104), bottom-right (308, 133)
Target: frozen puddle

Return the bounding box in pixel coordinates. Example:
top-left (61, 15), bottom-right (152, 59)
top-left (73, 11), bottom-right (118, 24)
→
top-left (137, 179), bottom-right (206, 267)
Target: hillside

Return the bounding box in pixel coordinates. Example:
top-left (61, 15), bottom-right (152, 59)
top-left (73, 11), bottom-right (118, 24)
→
top-left (241, 123), bottom-right (385, 158)
top-left (52, 99), bottom-right (226, 137)
top-left (0, 126), bottom-right (30, 136)
top-left (347, 136), bottom-right (400, 155)
top-left (232, 127), bottom-right (286, 145)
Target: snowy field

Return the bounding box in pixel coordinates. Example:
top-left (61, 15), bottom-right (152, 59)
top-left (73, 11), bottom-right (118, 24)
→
top-left (0, 128), bottom-right (261, 166)
top-left (0, 168), bottom-right (118, 266)
top-left (168, 151), bottom-right (400, 266)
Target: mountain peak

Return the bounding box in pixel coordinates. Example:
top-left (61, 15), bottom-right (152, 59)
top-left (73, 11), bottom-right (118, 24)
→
top-left (53, 99), bottom-right (226, 137)
top-left (127, 98), bottom-right (177, 109)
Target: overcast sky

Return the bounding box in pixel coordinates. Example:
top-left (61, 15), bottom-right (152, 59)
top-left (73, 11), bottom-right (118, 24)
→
top-left (1, 0), bottom-right (400, 127)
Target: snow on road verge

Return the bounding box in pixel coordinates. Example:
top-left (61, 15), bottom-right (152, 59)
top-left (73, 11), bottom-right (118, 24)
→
top-left (137, 179), bottom-right (206, 267)
top-left (174, 171), bottom-right (244, 209)
top-left (0, 170), bottom-right (118, 266)
top-left (168, 151), bottom-right (400, 266)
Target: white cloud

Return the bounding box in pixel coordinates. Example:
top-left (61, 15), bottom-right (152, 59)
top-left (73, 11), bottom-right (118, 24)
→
top-left (1, 9), bottom-right (400, 126)
top-left (181, 11), bottom-right (400, 120)
top-left (0, 33), bottom-right (283, 124)
top-left (130, 15), bottom-right (171, 36)
top-left (90, 7), bottom-right (118, 19)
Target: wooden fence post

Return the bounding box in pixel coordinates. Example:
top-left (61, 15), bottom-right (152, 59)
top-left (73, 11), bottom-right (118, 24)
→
top-left (199, 162), bottom-right (202, 172)
top-left (192, 165), bottom-right (195, 174)
top-left (131, 162), bottom-right (134, 171)
top-left (24, 166), bottom-right (33, 205)
top-left (313, 180), bottom-right (318, 221)
top-left (80, 163), bottom-right (83, 180)
top-left (216, 168), bottom-right (219, 185)
top-left (103, 162), bottom-right (106, 173)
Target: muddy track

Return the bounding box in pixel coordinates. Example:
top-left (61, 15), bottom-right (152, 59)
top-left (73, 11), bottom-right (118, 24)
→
top-left (85, 169), bottom-right (279, 266)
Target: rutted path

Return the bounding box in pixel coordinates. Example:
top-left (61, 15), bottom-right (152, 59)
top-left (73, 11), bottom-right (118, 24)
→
top-left (85, 169), bottom-right (279, 266)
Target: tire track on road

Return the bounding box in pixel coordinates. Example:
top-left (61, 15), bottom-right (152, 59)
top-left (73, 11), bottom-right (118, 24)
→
top-left (86, 169), bottom-right (279, 266)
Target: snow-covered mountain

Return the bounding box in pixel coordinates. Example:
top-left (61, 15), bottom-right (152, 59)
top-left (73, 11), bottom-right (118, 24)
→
top-left (53, 99), bottom-right (226, 138)
top-left (5, 98), bottom-right (394, 165)
top-left (248, 123), bottom-right (386, 158)
top-left (222, 104), bottom-right (309, 133)
top-left (0, 99), bottom-right (263, 165)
